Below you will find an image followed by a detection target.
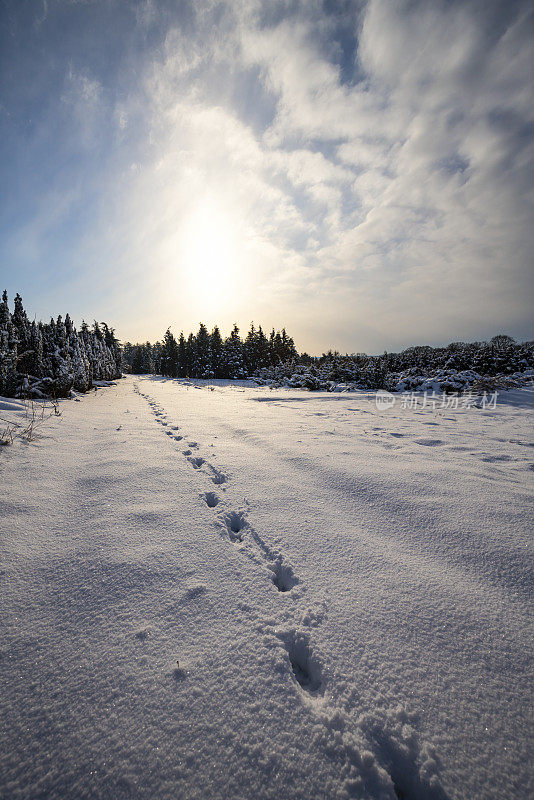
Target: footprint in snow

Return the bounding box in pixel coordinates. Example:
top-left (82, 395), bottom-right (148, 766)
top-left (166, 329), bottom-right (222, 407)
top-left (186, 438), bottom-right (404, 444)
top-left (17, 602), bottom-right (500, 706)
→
top-left (208, 465), bottom-right (227, 485)
top-left (415, 439), bottom-right (443, 447)
top-left (181, 584), bottom-right (207, 602)
top-left (202, 491), bottom-right (220, 508)
top-left (221, 510), bottom-right (248, 543)
top-left (187, 456), bottom-right (205, 469)
top-left (268, 559), bottom-right (299, 593)
top-left (277, 630), bottom-right (323, 695)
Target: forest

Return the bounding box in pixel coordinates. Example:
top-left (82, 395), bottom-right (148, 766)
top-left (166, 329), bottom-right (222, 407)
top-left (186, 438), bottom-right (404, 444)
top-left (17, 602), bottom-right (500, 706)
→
top-left (1, 290), bottom-right (533, 397)
top-left (0, 291), bottom-right (121, 398)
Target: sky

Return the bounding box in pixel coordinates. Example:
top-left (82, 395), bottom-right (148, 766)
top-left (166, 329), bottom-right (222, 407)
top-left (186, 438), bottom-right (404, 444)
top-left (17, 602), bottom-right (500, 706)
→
top-left (0, 0), bottom-right (532, 354)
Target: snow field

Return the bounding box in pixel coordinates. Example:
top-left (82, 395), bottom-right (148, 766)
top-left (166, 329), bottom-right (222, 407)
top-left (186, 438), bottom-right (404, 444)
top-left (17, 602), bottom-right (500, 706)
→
top-left (1, 376), bottom-right (532, 799)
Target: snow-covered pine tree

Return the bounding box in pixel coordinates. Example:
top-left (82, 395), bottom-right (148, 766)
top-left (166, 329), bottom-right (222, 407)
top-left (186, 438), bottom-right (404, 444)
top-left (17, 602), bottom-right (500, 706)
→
top-left (29, 321), bottom-right (44, 379)
top-left (53, 315), bottom-right (74, 395)
top-left (12, 293), bottom-right (32, 377)
top-left (210, 326), bottom-right (223, 378)
top-left (0, 292), bottom-right (123, 396)
top-left (192, 323), bottom-right (213, 378)
top-left (162, 329), bottom-right (179, 377)
top-left (244, 323), bottom-right (258, 374)
top-left (0, 291), bottom-right (18, 395)
top-left (72, 335), bottom-right (90, 392)
top-left (281, 328), bottom-right (298, 362)
top-left (223, 324), bottom-right (245, 378)
top-left (131, 345), bottom-right (144, 374)
top-left (178, 333), bottom-right (188, 377)
top-left (255, 326), bottom-right (270, 370)
top-left (101, 323), bottom-right (122, 377)
top-left (141, 342), bottom-right (154, 374)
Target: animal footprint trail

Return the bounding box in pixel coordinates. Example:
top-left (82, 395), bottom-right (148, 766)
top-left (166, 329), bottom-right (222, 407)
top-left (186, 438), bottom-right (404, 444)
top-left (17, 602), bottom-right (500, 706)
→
top-left (221, 510), bottom-right (248, 543)
top-left (134, 383), bottom-right (449, 800)
top-left (214, 505), bottom-right (300, 593)
top-left (187, 456), bottom-right (205, 469)
top-left (137, 387), bottom-right (300, 593)
top-left (269, 559), bottom-right (299, 593)
top-left (202, 491), bottom-right (220, 508)
top-left (276, 629), bottom-right (324, 695)
top-left (205, 464), bottom-right (227, 485)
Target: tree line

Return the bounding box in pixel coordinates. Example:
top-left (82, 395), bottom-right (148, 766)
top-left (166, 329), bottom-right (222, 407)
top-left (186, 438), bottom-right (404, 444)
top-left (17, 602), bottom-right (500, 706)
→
top-left (316, 335), bottom-right (534, 379)
top-left (1, 288), bottom-right (531, 398)
top-left (252, 334), bottom-right (534, 391)
top-left (122, 323), bottom-right (299, 378)
top-left (0, 291), bottom-right (122, 398)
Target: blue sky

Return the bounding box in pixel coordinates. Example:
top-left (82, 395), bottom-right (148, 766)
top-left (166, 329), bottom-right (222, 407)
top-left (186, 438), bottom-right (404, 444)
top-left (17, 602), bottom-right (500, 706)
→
top-left (0, 0), bottom-right (532, 353)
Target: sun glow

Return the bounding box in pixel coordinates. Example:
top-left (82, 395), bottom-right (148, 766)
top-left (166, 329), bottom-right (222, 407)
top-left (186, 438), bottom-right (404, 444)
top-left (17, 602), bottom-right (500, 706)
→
top-left (181, 199), bottom-right (241, 315)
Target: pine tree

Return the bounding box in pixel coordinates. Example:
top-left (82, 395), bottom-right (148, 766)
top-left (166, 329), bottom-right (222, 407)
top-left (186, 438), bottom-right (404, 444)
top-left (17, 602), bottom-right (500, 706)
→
top-left (72, 335), bottom-right (90, 392)
top-left (53, 315), bottom-right (74, 395)
top-left (131, 345), bottom-right (144, 374)
top-left (256, 325), bottom-right (270, 369)
top-left (0, 291), bottom-right (18, 395)
top-left (186, 333), bottom-right (195, 377)
top-left (12, 293), bottom-right (32, 376)
top-left (192, 323), bottom-right (213, 378)
top-left (281, 328), bottom-right (298, 362)
top-left (210, 326), bottom-right (223, 377)
top-left (223, 324), bottom-right (245, 378)
top-left (178, 333), bottom-right (187, 377)
top-left (141, 342), bottom-right (154, 374)
top-left (244, 323), bottom-right (258, 374)
top-left (162, 329), bottom-right (179, 377)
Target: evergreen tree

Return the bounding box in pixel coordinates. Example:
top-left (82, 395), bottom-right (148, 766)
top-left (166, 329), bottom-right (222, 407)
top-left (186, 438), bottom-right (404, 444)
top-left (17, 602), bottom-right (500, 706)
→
top-left (244, 323), bottom-right (258, 374)
top-left (210, 326), bottom-right (223, 377)
top-left (141, 342), bottom-right (154, 374)
top-left (131, 345), bottom-right (144, 374)
top-left (72, 336), bottom-right (90, 392)
top-left (12, 293), bottom-right (32, 375)
top-left (0, 292), bottom-right (122, 397)
top-left (29, 321), bottom-right (44, 378)
top-left (281, 328), bottom-right (298, 361)
top-left (255, 325), bottom-right (270, 369)
top-left (0, 291), bottom-right (18, 395)
top-left (162, 329), bottom-right (179, 377)
top-left (186, 333), bottom-right (195, 377)
top-left (178, 333), bottom-right (188, 377)
top-left (53, 315), bottom-right (74, 395)
top-left (223, 324), bottom-right (245, 378)
top-left (192, 323), bottom-right (213, 377)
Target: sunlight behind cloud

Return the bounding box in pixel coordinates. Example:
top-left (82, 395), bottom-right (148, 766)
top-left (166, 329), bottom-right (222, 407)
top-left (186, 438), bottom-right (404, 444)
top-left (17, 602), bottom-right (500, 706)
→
top-left (180, 198), bottom-right (242, 318)
top-left (0, 0), bottom-right (532, 352)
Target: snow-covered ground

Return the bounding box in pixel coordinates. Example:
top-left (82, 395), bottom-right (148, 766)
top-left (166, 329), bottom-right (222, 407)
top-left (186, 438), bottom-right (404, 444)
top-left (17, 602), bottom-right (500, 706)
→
top-left (1, 376), bottom-right (532, 800)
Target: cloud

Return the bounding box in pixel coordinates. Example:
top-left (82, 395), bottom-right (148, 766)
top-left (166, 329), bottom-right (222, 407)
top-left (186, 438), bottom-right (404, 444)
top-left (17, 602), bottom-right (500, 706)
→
top-left (1, 0), bottom-right (532, 351)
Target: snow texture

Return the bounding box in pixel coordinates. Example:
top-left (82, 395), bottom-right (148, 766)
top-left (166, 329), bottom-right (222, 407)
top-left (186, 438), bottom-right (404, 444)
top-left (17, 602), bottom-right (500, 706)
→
top-left (1, 376), bottom-right (533, 799)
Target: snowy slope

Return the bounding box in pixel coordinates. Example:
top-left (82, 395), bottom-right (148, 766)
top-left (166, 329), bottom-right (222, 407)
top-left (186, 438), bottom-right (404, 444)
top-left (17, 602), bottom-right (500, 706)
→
top-left (0, 377), bottom-right (532, 800)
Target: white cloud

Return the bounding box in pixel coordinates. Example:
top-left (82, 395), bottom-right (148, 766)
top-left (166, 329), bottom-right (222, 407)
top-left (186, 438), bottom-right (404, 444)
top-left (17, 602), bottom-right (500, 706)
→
top-left (47, 0), bottom-right (533, 351)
